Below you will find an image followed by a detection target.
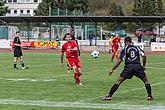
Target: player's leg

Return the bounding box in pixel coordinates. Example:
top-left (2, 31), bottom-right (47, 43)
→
top-left (135, 65), bottom-right (153, 100)
top-left (111, 47), bottom-right (115, 62)
top-left (102, 76), bottom-right (125, 100)
top-left (13, 49), bottom-right (19, 69)
top-left (139, 75), bottom-right (153, 100)
top-left (13, 57), bottom-right (18, 69)
top-left (115, 48), bottom-right (119, 61)
top-left (72, 65), bottom-right (81, 85)
top-left (20, 56), bottom-right (28, 69)
top-left (103, 65), bottom-right (133, 101)
top-left (67, 63), bottom-right (72, 73)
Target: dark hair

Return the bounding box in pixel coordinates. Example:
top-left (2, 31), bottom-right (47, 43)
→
top-left (16, 31), bottom-right (20, 34)
top-left (63, 33), bottom-right (71, 40)
top-left (124, 36), bottom-right (132, 43)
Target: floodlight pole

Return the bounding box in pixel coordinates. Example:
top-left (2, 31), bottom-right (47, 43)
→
top-left (49, 22), bottom-right (52, 41)
top-left (27, 22), bottom-right (31, 42)
top-left (94, 22), bottom-right (97, 45)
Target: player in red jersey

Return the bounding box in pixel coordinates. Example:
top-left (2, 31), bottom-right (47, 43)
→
top-left (61, 33), bottom-right (82, 85)
top-left (111, 33), bottom-right (121, 62)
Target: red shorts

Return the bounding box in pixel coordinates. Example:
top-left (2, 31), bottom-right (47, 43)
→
top-left (66, 57), bottom-right (81, 68)
top-left (112, 46), bottom-right (118, 53)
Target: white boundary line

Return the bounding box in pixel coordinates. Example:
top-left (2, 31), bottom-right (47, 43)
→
top-left (0, 99), bottom-right (164, 110)
top-left (79, 81), bottom-right (165, 102)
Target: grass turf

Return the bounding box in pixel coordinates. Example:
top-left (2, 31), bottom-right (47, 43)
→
top-left (0, 52), bottom-right (165, 110)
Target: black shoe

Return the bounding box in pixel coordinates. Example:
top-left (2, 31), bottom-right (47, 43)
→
top-left (147, 96), bottom-right (153, 100)
top-left (14, 67), bottom-right (19, 69)
top-left (102, 96), bottom-right (112, 101)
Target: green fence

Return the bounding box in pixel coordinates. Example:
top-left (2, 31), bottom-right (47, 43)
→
top-left (0, 26), bottom-right (8, 39)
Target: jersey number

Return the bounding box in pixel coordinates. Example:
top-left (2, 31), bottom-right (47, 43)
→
top-left (130, 51), bottom-right (135, 58)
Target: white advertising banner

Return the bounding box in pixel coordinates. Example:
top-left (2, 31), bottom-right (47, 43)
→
top-left (0, 39), bottom-right (11, 48)
top-left (151, 42), bottom-right (165, 51)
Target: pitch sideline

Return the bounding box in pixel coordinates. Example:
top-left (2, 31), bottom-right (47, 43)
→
top-left (0, 99), bottom-right (164, 110)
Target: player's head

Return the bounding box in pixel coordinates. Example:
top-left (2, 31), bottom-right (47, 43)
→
top-left (64, 33), bottom-right (72, 41)
top-left (115, 33), bottom-right (119, 38)
top-left (15, 31), bottom-right (20, 37)
top-left (124, 36), bottom-right (132, 46)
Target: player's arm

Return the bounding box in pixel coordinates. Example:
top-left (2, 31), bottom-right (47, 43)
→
top-left (138, 46), bottom-right (146, 70)
top-left (14, 38), bottom-right (21, 46)
top-left (109, 59), bottom-right (122, 76)
top-left (109, 49), bottom-right (124, 76)
top-left (61, 45), bottom-right (65, 67)
top-left (142, 55), bottom-right (146, 70)
top-left (14, 44), bottom-right (21, 46)
top-left (70, 47), bottom-right (77, 52)
top-left (119, 38), bottom-right (122, 47)
top-left (70, 42), bottom-right (78, 52)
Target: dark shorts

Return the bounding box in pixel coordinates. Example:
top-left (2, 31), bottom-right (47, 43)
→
top-left (120, 64), bottom-right (146, 79)
top-left (14, 48), bottom-right (23, 57)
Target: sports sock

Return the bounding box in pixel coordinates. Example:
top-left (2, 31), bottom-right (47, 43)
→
top-left (108, 84), bottom-right (119, 97)
top-left (14, 62), bottom-right (17, 68)
top-left (20, 61), bottom-right (25, 67)
top-left (145, 84), bottom-right (152, 96)
top-left (74, 72), bottom-right (80, 84)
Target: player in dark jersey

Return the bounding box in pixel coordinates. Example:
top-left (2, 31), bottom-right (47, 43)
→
top-left (13, 31), bottom-right (28, 69)
top-left (102, 36), bottom-right (153, 101)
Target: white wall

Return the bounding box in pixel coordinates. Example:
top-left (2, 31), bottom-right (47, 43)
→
top-left (5, 0), bottom-right (42, 16)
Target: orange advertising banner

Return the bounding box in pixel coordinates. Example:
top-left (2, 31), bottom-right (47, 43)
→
top-left (33, 41), bottom-right (58, 48)
top-left (10, 41), bottom-right (58, 49)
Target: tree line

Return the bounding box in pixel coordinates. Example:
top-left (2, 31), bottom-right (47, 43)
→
top-left (0, 0), bottom-right (164, 31)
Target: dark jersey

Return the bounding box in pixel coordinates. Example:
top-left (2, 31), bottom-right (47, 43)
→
top-left (120, 45), bottom-right (144, 64)
top-left (14, 37), bottom-right (21, 49)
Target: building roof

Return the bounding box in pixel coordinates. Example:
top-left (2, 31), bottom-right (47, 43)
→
top-left (0, 16), bottom-right (165, 23)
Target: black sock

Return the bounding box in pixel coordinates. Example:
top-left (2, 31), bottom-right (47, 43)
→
top-left (145, 84), bottom-right (152, 96)
top-left (108, 84), bottom-right (119, 97)
top-left (14, 62), bottom-right (17, 68)
top-left (20, 61), bottom-right (25, 67)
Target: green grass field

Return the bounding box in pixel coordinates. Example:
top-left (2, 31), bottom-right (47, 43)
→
top-left (0, 52), bottom-right (165, 110)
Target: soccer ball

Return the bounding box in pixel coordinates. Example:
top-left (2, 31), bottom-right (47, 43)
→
top-left (91, 50), bottom-right (99, 58)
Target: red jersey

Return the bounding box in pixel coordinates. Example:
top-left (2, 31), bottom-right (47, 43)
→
top-left (112, 37), bottom-right (120, 47)
top-left (61, 41), bottom-right (78, 58)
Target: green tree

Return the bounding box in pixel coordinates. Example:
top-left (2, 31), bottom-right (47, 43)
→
top-left (35, 0), bottom-right (51, 16)
top-left (155, 0), bottom-right (163, 15)
top-left (0, 0), bottom-right (8, 16)
top-left (132, 0), bottom-right (163, 16)
top-left (132, 0), bottom-right (164, 30)
top-left (61, 0), bottom-right (89, 15)
top-left (108, 1), bottom-right (124, 16)
top-left (35, 0), bottom-right (89, 16)
top-left (108, 1), bottom-right (124, 31)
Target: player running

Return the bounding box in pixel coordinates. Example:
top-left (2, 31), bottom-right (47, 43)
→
top-left (61, 33), bottom-right (82, 85)
top-left (111, 33), bottom-right (121, 62)
top-left (13, 31), bottom-right (28, 69)
top-left (102, 36), bottom-right (153, 101)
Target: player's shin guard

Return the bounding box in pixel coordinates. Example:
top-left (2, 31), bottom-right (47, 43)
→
top-left (145, 84), bottom-right (152, 97)
top-left (108, 84), bottom-right (119, 97)
top-left (74, 72), bottom-right (80, 84)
